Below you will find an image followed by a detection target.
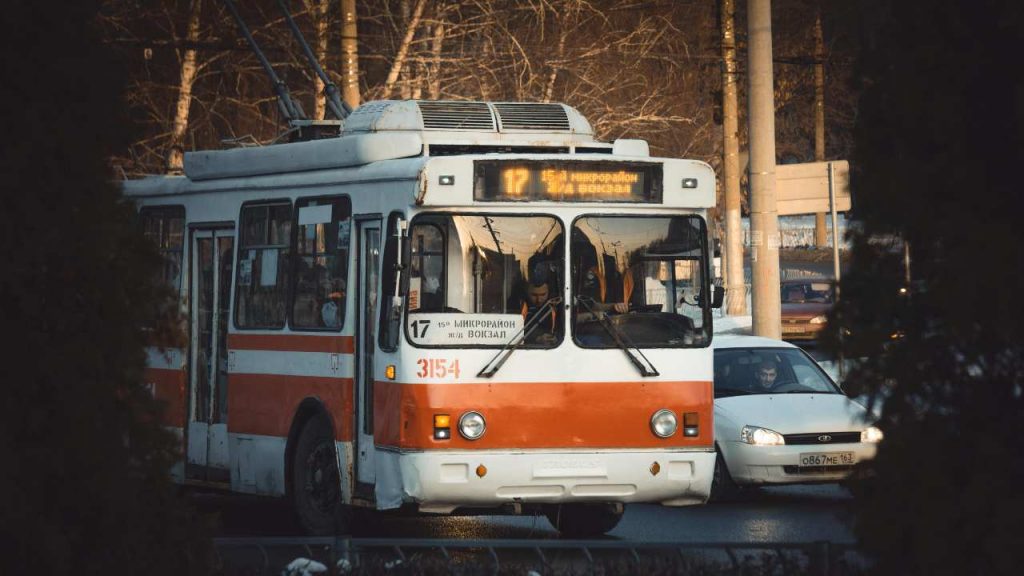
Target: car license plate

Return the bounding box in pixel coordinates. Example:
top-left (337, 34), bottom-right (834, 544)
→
top-left (782, 325), bottom-right (804, 334)
top-left (799, 452), bottom-right (855, 467)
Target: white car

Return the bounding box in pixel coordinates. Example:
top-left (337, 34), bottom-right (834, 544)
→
top-left (711, 335), bottom-right (882, 498)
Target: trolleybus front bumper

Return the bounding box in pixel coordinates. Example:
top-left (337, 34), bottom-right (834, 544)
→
top-left (391, 448), bottom-right (715, 512)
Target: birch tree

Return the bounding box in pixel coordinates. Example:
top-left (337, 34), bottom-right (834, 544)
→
top-left (341, 0), bottom-right (361, 107)
top-left (302, 0), bottom-right (332, 119)
top-left (166, 0), bottom-right (204, 173)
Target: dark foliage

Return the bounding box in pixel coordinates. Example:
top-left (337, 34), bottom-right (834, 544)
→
top-left (0, 1), bottom-right (213, 574)
top-left (822, 1), bottom-right (1024, 573)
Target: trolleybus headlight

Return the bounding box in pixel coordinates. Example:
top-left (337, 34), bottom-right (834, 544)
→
top-left (458, 411), bottom-right (487, 440)
top-left (650, 409), bottom-right (678, 438)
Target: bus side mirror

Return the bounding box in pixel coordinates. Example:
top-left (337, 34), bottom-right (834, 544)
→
top-left (711, 286), bottom-right (725, 309)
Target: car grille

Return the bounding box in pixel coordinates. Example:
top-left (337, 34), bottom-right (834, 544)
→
top-left (783, 465), bottom-right (854, 475)
top-left (783, 432), bottom-right (860, 445)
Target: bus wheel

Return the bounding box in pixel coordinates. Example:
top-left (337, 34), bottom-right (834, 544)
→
top-left (544, 503), bottom-right (623, 537)
top-left (293, 413), bottom-right (348, 535)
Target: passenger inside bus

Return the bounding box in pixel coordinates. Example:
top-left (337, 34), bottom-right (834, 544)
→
top-left (319, 278), bottom-right (344, 328)
top-left (571, 230), bottom-right (629, 323)
top-left (517, 265), bottom-right (561, 345)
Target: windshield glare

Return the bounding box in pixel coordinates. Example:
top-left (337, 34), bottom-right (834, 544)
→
top-left (406, 214), bottom-right (563, 348)
top-left (571, 215), bottom-right (710, 348)
top-left (713, 348), bottom-right (841, 398)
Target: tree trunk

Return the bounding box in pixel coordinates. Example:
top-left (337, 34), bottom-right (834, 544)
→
top-left (384, 0), bottom-right (427, 97)
top-left (340, 0), bottom-right (360, 108)
top-left (303, 0), bottom-right (331, 120)
top-left (543, 33), bottom-right (567, 103)
top-left (721, 0), bottom-right (746, 315)
top-left (427, 6), bottom-right (445, 100)
top-left (166, 0), bottom-right (203, 174)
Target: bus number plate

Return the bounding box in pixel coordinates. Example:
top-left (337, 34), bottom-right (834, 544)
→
top-left (416, 358), bottom-right (462, 379)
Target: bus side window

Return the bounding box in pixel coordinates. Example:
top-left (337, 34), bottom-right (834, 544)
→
top-left (235, 201), bottom-right (292, 329)
top-left (291, 196), bottom-right (351, 330)
top-left (140, 205), bottom-right (185, 297)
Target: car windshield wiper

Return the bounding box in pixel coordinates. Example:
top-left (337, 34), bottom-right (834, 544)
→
top-left (575, 296), bottom-right (659, 377)
top-left (477, 296), bottom-right (562, 378)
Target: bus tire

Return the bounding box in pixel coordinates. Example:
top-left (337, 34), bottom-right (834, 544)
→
top-left (292, 412), bottom-right (349, 535)
top-left (710, 446), bottom-right (739, 502)
top-left (544, 503), bottom-right (623, 537)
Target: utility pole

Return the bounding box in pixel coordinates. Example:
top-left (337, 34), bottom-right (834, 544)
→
top-left (813, 8), bottom-right (828, 248)
top-left (748, 0), bottom-right (781, 338)
top-left (341, 0), bottom-right (361, 109)
top-left (721, 0), bottom-right (746, 315)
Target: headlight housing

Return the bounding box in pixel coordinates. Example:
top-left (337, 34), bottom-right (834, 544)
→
top-left (741, 425), bottom-right (785, 446)
top-left (809, 315), bottom-right (827, 324)
top-left (650, 409), bottom-right (678, 438)
top-left (458, 411), bottom-right (486, 440)
top-left (861, 426), bottom-right (884, 443)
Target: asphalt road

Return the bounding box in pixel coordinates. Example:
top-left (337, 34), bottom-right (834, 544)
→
top-left (198, 483), bottom-right (855, 543)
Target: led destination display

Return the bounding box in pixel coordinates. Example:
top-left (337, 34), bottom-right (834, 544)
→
top-left (474, 160), bottom-right (662, 203)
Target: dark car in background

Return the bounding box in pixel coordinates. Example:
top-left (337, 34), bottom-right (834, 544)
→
top-left (780, 278), bottom-right (833, 341)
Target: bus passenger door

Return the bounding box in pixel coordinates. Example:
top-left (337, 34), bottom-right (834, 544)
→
top-left (355, 220), bottom-right (380, 488)
top-left (186, 227), bottom-right (234, 483)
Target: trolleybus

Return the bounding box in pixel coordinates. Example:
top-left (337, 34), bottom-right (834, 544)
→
top-left (127, 100), bottom-right (721, 536)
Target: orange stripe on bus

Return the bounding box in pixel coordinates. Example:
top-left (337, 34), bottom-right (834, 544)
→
top-left (227, 334), bottom-right (355, 354)
top-left (228, 373), bottom-right (354, 440)
top-left (374, 380), bottom-right (713, 450)
top-left (145, 367), bottom-right (186, 428)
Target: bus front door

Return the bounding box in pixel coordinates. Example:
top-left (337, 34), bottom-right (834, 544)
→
top-left (186, 227), bottom-right (233, 483)
top-left (355, 219), bottom-right (380, 492)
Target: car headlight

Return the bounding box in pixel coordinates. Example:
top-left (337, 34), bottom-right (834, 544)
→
top-left (809, 315), bottom-right (827, 324)
top-left (861, 426), bottom-right (884, 443)
top-left (458, 411), bottom-right (486, 440)
top-left (650, 409), bottom-right (678, 438)
top-left (741, 425), bottom-right (785, 446)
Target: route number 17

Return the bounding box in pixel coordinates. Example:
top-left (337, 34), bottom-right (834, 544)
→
top-left (410, 319), bottom-right (431, 338)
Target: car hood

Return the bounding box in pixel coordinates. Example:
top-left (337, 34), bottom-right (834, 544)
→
top-left (780, 302), bottom-right (830, 318)
top-left (715, 394), bottom-right (870, 436)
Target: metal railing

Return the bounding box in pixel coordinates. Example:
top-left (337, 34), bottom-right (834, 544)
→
top-left (214, 536), bottom-right (865, 576)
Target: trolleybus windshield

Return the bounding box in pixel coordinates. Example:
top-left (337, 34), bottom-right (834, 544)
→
top-left (406, 213), bottom-right (564, 349)
top-left (571, 215), bottom-right (711, 348)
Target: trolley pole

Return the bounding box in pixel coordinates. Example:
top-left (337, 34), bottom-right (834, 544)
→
top-left (748, 0), bottom-right (782, 338)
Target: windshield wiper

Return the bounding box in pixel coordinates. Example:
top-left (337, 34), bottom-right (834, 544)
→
top-left (477, 297), bottom-right (563, 378)
top-left (576, 296), bottom-right (659, 377)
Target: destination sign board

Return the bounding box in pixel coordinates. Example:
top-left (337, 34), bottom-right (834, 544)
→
top-left (474, 161), bottom-right (662, 203)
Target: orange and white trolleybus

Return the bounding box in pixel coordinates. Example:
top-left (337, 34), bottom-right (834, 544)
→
top-left (126, 100), bottom-right (722, 536)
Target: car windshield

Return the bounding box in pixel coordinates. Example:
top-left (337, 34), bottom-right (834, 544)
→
top-left (713, 347), bottom-right (841, 397)
top-left (571, 215), bottom-right (710, 348)
top-left (781, 281), bottom-right (834, 304)
top-left (405, 213), bottom-right (564, 348)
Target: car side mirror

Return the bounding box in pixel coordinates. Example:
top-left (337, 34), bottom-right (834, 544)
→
top-left (711, 285), bottom-right (725, 309)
